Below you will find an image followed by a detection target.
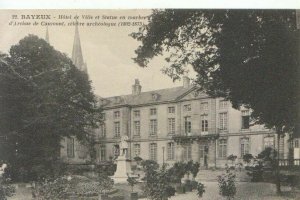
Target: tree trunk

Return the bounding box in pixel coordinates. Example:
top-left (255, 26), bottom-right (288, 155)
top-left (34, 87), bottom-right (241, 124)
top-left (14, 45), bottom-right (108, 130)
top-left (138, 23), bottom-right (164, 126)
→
top-left (275, 129), bottom-right (282, 195)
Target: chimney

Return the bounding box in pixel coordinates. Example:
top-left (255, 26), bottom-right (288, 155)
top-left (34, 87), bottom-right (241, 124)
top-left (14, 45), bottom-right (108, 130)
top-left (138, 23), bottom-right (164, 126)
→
top-left (132, 79), bottom-right (142, 95)
top-left (183, 76), bottom-right (190, 88)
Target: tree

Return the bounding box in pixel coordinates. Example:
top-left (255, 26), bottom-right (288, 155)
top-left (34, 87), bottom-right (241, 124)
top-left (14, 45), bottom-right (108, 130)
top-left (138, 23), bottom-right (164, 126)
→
top-left (131, 9), bottom-right (300, 194)
top-left (243, 154), bottom-right (254, 166)
top-left (0, 35), bottom-right (102, 181)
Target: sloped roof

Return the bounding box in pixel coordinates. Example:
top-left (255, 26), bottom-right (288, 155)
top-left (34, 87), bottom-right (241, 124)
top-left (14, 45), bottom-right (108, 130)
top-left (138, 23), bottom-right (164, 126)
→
top-left (99, 85), bottom-right (198, 108)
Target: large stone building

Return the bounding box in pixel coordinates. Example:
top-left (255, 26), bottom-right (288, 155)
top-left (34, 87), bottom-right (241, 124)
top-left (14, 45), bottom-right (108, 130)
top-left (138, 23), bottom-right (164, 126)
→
top-left (59, 25), bottom-right (299, 168)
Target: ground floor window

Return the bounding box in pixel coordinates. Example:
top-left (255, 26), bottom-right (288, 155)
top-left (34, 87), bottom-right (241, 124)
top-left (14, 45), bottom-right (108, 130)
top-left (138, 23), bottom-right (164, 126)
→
top-left (149, 143), bottom-right (157, 161)
top-left (218, 139), bottom-right (227, 158)
top-left (183, 144), bottom-right (192, 160)
top-left (241, 138), bottom-right (250, 157)
top-left (134, 144), bottom-right (140, 156)
top-left (100, 145), bottom-right (106, 161)
top-left (67, 137), bottom-right (75, 158)
top-left (167, 142), bottom-right (175, 160)
top-left (199, 145), bottom-right (205, 159)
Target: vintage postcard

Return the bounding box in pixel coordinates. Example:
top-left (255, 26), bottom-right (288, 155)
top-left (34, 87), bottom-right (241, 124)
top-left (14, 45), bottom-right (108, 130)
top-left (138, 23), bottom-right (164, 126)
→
top-left (0, 7), bottom-right (299, 200)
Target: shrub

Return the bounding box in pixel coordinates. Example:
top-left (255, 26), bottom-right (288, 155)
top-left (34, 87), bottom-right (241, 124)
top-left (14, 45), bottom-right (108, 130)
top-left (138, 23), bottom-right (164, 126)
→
top-left (127, 176), bottom-right (138, 192)
top-left (243, 154), bottom-right (254, 165)
top-left (32, 174), bottom-right (114, 199)
top-left (196, 182), bottom-right (205, 198)
top-left (0, 177), bottom-right (15, 200)
top-left (217, 168), bottom-right (236, 200)
top-left (32, 176), bottom-right (71, 200)
top-left (141, 160), bottom-right (175, 200)
top-left (227, 155), bottom-right (237, 166)
top-left (190, 180), bottom-right (198, 190)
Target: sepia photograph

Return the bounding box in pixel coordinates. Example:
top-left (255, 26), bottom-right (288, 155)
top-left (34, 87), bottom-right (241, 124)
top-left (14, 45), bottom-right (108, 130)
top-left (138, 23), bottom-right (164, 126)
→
top-left (0, 7), bottom-right (299, 200)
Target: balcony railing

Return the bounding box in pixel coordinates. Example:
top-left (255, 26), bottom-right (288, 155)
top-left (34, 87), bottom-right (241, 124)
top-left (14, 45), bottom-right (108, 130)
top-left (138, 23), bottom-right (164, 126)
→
top-left (278, 159), bottom-right (300, 167)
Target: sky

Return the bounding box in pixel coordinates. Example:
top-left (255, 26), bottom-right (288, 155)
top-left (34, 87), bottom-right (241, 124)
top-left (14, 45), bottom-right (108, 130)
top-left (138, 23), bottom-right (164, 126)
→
top-left (0, 10), bottom-right (196, 97)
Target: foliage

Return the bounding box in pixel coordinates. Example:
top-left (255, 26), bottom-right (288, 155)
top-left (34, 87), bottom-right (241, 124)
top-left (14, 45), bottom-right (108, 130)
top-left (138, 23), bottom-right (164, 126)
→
top-left (196, 182), bottom-right (205, 198)
top-left (0, 35), bottom-right (102, 181)
top-left (131, 9), bottom-right (300, 153)
top-left (227, 155), bottom-right (237, 166)
top-left (32, 174), bottom-right (114, 199)
top-left (217, 168), bottom-right (236, 200)
top-left (141, 160), bottom-right (175, 200)
top-left (190, 162), bottom-right (200, 178)
top-left (133, 156), bottom-right (143, 162)
top-left (127, 176), bottom-right (138, 192)
top-left (246, 163), bottom-right (264, 182)
top-left (243, 154), bottom-right (254, 164)
top-left (32, 176), bottom-right (71, 200)
top-left (141, 160), bottom-right (159, 171)
top-left (97, 174), bottom-right (114, 195)
top-left (0, 177), bottom-right (15, 200)
top-left (167, 162), bottom-right (186, 184)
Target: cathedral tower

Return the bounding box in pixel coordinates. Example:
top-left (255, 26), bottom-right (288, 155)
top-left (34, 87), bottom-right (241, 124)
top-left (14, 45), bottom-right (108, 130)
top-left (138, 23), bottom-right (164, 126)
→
top-left (72, 23), bottom-right (87, 73)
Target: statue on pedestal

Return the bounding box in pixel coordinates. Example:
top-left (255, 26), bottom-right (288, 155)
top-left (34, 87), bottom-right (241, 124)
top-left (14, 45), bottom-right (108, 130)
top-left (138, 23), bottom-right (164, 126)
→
top-left (120, 135), bottom-right (129, 157)
top-left (111, 135), bottom-right (132, 183)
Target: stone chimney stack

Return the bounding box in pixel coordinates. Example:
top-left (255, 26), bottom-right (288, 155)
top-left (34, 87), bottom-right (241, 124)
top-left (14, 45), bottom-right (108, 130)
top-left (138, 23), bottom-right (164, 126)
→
top-left (132, 79), bottom-right (142, 95)
top-left (183, 76), bottom-right (190, 88)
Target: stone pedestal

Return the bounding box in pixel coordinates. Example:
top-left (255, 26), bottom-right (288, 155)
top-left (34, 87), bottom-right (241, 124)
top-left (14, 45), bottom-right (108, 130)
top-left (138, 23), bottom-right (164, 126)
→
top-left (111, 155), bottom-right (132, 183)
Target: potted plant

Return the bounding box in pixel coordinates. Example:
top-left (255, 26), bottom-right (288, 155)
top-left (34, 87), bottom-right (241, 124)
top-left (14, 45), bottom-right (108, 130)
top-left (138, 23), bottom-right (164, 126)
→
top-left (196, 182), bottom-right (205, 199)
top-left (127, 176), bottom-right (138, 200)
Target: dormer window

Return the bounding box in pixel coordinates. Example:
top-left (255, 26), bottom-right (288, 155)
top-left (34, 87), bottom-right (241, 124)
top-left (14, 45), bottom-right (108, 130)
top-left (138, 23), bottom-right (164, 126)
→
top-left (152, 93), bottom-right (159, 101)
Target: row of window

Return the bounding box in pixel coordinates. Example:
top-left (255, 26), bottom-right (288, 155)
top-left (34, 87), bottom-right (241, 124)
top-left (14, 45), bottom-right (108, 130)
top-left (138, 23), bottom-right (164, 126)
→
top-left (93, 136), bottom-right (276, 161)
top-left (99, 110), bottom-right (250, 138)
top-left (111, 100), bottom-right (228, 120)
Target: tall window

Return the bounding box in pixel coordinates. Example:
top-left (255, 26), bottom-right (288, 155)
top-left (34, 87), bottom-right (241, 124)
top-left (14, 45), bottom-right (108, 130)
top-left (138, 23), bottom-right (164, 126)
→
top-left (150, 108), bottom-right (157, 116)
top-left (114, 111), bottom-right (120, 119)
top-left (264, 137), bottom-right (274, 149)
top-left (100, 123), bottom-right (106, 138)
top-left (241, 110), bottom-right (250, 129)
top-left (114, 122), bottom-right (120, 137)
top-left (241, 138), bottom-right (250, 157)
top-left (183, 144), bottom-right (192, 160)
top-left (219, 113), bottom-right (228, 131)
top-left (199, 145), bottom-right (205, 158)
top-left (134, 110), bottom-right (140, 118)
top-left (168, 106), bottom-right (175, 114)
top-left (134, 144), bottom-right (140, 156)
top-left (168, 118), bottom-right (176, 135)
top-left (167, 142), bottom-right (175, 160)
top-left (218, 139), bottom-right (227, 158)
top-left (150, 119), bottom-right (157, 136)
top-left (219, 100), bottom-right (228, 109)
top-left (201, 102), bottom-right (208, 113)
top-left (134, 121), bottom-right (140, 136)
top-left (149, 143), bottom-right (157, 161)
top-left (184, 104), bottom-right (191, 112)
top-left (201, 115), bottom-right (208, 133)
top-left (295, 139), bottom-right (299, 148)
top-left (67, 137), bottom-right (75, 158)
top-left (100, 145), bottom-right (106, 161)
top-left (184, 116), bottom-right (192, 134)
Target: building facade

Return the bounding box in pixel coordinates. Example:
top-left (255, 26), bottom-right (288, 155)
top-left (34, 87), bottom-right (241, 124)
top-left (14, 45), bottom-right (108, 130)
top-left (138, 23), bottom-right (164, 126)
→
top-left (92, 78), bottom-right (292, 167)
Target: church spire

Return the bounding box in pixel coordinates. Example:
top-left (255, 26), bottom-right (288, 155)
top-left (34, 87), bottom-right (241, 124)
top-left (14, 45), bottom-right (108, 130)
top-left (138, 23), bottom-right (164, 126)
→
top-left (45, 26), bottom-right (49, 43)
top-left (72, 23), bottom-right (87, 73)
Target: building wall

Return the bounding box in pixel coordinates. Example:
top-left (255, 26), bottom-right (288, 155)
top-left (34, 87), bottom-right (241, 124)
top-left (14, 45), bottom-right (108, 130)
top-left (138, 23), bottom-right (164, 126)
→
top-left (62, 85), bottom-right (291, 168)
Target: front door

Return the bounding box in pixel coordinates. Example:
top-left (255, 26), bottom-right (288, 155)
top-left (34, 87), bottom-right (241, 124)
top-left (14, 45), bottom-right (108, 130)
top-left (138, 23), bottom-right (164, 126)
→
top-left (199, 144), bottom-right (209, 168)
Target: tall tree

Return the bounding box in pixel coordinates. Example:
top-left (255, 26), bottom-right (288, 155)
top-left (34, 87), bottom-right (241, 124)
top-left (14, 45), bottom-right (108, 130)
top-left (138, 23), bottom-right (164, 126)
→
top-left (131, 10), bottom-right (300, 193)
top-left (0, 35), bottom-right (102, 181)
